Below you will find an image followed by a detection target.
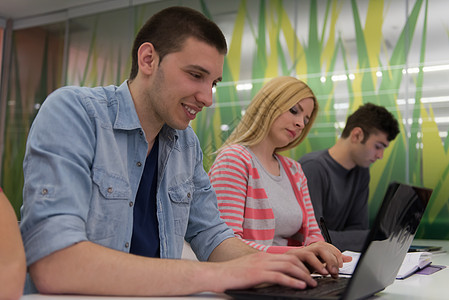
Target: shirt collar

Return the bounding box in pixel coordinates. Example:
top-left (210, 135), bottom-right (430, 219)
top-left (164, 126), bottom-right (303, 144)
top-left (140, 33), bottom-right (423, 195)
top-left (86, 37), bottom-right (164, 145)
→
top-left (160, 124), bottom-right (178, 142)
top-left (113, 80), bottom-right (142, 131)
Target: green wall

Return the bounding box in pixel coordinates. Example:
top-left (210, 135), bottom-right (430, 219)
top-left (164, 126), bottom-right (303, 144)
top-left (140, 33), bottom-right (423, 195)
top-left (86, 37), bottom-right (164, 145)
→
top-left (1, 0), bottom-right (448, 239)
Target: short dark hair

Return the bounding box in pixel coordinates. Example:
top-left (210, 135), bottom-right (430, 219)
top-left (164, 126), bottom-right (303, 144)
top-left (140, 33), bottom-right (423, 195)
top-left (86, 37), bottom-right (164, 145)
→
top-left (129, 6), bottom-right (227, 80)
top-left (341, 103), bottom-right (400, 142)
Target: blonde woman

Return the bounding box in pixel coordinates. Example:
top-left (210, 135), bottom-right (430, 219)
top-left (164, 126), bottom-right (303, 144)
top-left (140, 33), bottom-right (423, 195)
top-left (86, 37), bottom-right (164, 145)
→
top-left (0, 187), bottom-right (26, 300)
top-left (209, 76), bottom-right (346, 272)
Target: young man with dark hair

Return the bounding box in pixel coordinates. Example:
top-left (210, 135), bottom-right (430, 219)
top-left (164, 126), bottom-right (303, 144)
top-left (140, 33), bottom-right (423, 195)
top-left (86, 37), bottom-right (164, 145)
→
top-left (299, 103), bottom-right (400, 252)
top-left (21, 6), bottom-right (347, 296)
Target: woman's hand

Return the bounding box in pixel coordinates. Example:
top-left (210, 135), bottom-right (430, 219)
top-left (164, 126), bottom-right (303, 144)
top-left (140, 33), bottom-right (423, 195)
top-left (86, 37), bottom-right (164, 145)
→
top-left (285, 241), bottom-right (352, 278)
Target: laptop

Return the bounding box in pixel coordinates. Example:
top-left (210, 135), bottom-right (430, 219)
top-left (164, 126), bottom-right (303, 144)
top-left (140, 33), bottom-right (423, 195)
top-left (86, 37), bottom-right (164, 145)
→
top-left (225, 182), bottom-right (433, 300)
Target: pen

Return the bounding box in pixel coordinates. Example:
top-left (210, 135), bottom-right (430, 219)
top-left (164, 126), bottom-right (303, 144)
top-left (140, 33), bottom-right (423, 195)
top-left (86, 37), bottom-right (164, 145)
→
top-left (319, 216), bottom-right (333, 244)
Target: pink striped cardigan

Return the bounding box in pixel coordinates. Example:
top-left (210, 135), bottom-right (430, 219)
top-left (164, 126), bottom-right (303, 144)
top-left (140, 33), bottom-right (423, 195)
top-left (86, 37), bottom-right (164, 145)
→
top-left (208, 144), bottom-right (324, 253)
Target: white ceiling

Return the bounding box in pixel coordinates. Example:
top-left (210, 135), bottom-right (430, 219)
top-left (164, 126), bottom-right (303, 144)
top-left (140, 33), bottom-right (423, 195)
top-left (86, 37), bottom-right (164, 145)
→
top-left (0, 0), bottom-right (106, 20)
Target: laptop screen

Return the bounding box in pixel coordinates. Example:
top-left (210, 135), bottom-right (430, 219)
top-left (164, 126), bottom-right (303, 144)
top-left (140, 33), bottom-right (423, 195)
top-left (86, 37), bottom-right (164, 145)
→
top-left (343, 182), bottom-right (432, 300)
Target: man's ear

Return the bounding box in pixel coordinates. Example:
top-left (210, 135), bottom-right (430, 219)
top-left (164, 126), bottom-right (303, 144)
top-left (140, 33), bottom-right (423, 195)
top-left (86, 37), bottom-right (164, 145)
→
top-left (137, 42), bottom-right (158, 76)
top-left (350, 127), bottom-right (364, 143)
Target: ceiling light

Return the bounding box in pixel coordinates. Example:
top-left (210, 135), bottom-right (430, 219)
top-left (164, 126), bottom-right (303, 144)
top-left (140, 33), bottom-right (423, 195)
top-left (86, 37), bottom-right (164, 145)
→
top-left (236, 83), bottom-right (253, 91)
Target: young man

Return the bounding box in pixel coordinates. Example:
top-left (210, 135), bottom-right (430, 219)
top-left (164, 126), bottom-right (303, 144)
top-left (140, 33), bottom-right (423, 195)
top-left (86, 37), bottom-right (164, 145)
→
top-left (299, 103), bottom-right (400, 252)
top-left (20, 6), bottom-right (347, 296)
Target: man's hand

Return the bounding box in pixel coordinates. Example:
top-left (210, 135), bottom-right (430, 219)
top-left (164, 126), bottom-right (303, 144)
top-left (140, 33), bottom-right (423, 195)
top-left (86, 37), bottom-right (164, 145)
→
top-left (207, 251), bottom-right (318, 293)
top-left (285, 241), bottom-right (352, 278)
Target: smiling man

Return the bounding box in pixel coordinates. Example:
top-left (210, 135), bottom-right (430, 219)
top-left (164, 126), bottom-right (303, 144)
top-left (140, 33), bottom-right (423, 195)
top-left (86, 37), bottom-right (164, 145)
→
top-left (20, 6), bottom-right (347, 297)
top-left (299, 103), bottom-right (400, 252)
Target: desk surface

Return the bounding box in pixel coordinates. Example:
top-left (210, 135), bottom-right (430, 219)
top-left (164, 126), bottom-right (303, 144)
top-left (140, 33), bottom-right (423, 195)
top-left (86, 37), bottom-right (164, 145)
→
top-left (21, 239), bottom-right (449, 300)
top-left (374, 239), bottom-right (449, 300)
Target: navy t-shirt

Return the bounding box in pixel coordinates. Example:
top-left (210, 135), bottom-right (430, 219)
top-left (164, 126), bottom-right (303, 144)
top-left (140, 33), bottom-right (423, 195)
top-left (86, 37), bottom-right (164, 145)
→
top-left (130, 136), bottom-right (160, 257)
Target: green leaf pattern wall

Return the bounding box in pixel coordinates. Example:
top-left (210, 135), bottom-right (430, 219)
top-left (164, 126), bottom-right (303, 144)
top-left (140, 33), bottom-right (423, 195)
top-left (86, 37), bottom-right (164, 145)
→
top-left (2, 0), bottom-right (448, 239)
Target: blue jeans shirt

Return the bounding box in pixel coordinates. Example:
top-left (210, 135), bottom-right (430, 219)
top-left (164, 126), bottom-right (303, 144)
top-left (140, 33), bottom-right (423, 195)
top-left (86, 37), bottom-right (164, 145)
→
top-left (21, 81), bottom-right (233, 278)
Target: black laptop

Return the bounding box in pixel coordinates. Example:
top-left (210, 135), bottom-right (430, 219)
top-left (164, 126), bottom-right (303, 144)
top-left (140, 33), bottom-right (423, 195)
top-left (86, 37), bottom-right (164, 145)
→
top-left (225, 182), bottom-right (433, 300)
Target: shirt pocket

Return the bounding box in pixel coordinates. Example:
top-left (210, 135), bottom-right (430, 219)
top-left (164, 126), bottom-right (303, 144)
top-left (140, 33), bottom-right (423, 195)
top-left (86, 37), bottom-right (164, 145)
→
top-left (88, 168), bottom-right (132, 246)
top-left (168, 180), bottom-right (193, 237)
top-left (93, 167), bottom-right (132, 200)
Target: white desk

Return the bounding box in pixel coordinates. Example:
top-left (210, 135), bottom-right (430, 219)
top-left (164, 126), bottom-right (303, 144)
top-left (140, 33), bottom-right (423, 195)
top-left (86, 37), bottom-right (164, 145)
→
top-left (21, 239), bottom-right (449, 300)
top-left (374, 239), bottom-right (449, 300)
top-left (21, 293), bottom-right (231, 300)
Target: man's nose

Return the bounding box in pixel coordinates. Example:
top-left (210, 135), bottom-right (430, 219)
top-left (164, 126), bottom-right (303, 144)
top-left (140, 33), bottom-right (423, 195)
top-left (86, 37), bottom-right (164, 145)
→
top-left (377, 149), bottom-right (384, 160)
top-left (196, 84), bottom-right (214, 107)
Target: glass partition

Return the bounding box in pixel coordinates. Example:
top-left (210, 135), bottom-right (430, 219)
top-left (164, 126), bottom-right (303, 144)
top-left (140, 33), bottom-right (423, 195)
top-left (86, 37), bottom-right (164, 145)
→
top-left (1, 0), bottom-right (448, 239)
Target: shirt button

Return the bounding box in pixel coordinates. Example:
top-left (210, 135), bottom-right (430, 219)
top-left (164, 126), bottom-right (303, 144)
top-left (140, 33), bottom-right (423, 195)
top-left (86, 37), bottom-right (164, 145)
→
top-left (129, 201), bottom-right (134, 207)
top-left (42, 188), bottom-right (48, 195)
top-left (187, 192), bottom-right (191, 198)
top-left (107, 187), bottom-right (113, 194)
top-left (125, 242), bottom-right (129, 248)
top-left (137, 161), bottom-right (142, 167)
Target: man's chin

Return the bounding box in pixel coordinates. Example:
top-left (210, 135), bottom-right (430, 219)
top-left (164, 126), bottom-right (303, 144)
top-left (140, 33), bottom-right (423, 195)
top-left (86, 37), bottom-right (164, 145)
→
top-left (168, 122), bottom-right (190, 130)
top-left (364, 162), bottom-right (374, 168)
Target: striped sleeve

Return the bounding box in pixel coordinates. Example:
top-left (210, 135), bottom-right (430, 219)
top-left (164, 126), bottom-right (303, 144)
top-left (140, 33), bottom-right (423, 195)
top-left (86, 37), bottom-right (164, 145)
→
top-left (208, 145), bottom-right (255, 243)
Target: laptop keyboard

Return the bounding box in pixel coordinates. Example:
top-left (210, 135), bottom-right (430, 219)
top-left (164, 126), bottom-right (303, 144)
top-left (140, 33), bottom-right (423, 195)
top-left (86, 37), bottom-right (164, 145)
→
top-left (234, 276), bottom-right (351, 298)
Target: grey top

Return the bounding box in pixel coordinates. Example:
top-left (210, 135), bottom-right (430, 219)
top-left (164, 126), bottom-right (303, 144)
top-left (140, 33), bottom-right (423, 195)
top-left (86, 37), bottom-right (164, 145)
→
top-left (299, 149), bottom-right (370, 251)
top-left (247, 148), bottom-right (302, 246)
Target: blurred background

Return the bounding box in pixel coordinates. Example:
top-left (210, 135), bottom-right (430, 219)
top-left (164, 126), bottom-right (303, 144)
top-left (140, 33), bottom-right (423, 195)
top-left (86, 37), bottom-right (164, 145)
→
top-left (0, 0), bottom-right (448, 239)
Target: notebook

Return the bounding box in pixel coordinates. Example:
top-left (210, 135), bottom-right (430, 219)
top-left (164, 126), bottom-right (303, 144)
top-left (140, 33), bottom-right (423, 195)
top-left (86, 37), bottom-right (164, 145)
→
top-left (225, 182), bottom-right (433, 300)
top-left (339, 250), bottom-right (432, 279)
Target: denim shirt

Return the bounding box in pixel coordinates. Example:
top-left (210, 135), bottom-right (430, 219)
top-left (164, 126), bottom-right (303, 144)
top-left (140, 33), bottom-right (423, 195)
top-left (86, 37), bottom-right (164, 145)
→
top-left (21, 81), bottom-right (233, 269)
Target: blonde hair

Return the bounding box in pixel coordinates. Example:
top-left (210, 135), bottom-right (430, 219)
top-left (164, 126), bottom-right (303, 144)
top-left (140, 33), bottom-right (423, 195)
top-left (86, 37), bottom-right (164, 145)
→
top-left (220, 76), bottom-right (318, 153)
